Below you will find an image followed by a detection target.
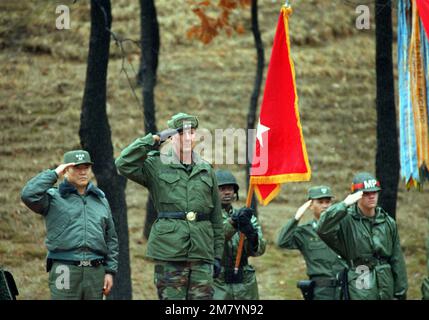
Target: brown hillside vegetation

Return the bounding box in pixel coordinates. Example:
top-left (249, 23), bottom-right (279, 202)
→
top-left (0, 0), bottom-right (427, 299)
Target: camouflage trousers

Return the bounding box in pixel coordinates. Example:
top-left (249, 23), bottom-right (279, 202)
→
top-left (154, 261), bottom-right (214, 300)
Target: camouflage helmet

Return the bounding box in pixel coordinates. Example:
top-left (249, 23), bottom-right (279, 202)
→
top-left (215, 170), bottom-right (239, 199)
top-left (351, 172), bottom-right (381, 193)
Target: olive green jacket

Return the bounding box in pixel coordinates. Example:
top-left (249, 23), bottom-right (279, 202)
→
top-left (277, 218), bottom-right (346, 279)
top-left (316, 202), bottom-right (408, 300)
top-left (115, 134), bottom-right (224, 263)
top-left (21, 170), bottom-right (119, 274)
top-left (213, 207), bottom-right (266, 300)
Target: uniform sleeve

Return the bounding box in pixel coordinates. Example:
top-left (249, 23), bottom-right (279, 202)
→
top-left (104, 200), bottom-right (119, 274)
top-left (115, 133), bottom-right (158, 187)
top-left (277, 218), bottom-right (303, 250)
top-left (246, 215), bottom-right (266, 257)
top-left (20, 169), bottom-right (57, 215)
top-left (223, 215), bottom-right (238, 241)
top-left (316, 202), bottom-right (349, 258)
top-left (210, 171), bottom-right (225, 260)
top-left (389, 221), bottom-right (408, 299)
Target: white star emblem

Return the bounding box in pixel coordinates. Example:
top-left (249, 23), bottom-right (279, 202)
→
top-left (256, 119), bottom-right (270, 147)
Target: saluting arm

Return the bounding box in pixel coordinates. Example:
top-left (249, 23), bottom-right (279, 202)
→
top-left (21, 170), bottom-right (58, 215)
top-left (115, 133), bottom-right (159, 186)
top-left (277, 218), bottom-right (302, 250)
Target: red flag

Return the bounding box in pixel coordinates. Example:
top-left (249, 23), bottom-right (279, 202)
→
top-left (417, 0), bottom-right (429, 38)
top-left (250, 6), bottom-right (311, 205)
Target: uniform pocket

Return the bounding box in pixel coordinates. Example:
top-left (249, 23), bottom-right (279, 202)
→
top-left (308, 241), bottom-right (326, 260)
top-left (147, 220), bottom-right (188, 259)
top-left (159, 173), bottom-right (180, 184)
top-left (153, 220), bottom-right (177, 234)
top-left (200, 174), bottom-right (213, 187)
top-left (158, 173), bottom-right (181, 204)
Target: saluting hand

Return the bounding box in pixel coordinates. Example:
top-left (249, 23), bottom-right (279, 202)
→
top-left (294, 200), bottom-right (312, 221)
top-left (54, 163), bottom-right (76, 179)
top-left (343, 191), bottom-right (363, 206)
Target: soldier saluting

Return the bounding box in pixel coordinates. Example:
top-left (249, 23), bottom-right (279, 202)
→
top-left (21, 150), bottom-right (119, 300)
top-left (316, 172), bottom-right (408, 300)
top-left (277, 186), bottom-right (346, 300)
top-left (115, 112), bottom-right (224, 300)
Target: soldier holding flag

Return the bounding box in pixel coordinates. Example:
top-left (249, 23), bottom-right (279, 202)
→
top-left (213, 170), bottom-right (266, 300)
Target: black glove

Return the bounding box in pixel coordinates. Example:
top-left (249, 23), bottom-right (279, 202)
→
top-left (156, 128), bottom-right (179, 144)
top-left (231, 207), bottom-right (254, 228)
top-left (213, 258), bottom-right (222, 279)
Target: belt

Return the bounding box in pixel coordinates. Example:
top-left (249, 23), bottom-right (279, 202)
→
top-left (52, 259), bottom-right (104, 267)
top-left (312, 277), bottom-right (339, 287)
top-left (350, 256), bottom-right (389, 269)
top-left (158, 211), bottom-right (210, 222)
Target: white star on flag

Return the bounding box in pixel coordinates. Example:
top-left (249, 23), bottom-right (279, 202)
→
top-left (256, 119), bottom-right (270, 147)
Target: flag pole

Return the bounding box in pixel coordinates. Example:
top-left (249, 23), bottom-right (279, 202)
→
top-left (234, 182), bottom-right (255, 274)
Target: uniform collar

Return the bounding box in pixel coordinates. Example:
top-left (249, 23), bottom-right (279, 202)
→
top-left (350, 204), bottom-right (387, 224)
top-left (59, 179), bottom-right (105, 199)
top-left (161, 148), bottom-right (211, 176)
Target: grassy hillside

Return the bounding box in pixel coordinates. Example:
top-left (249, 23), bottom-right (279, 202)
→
top-left (0, 0), bottom-right (427, 299)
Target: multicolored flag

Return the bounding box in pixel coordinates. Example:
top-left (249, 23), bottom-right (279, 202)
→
top-left (398, 0), bottom-right (429, 188)
top-left (249, 5), bottom-right (311, 205)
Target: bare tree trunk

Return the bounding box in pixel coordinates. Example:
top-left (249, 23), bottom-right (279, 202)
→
top-left (79, 0), bottom-right (132, 299)
top-left (138, 0), bottom-right (160, 239)
top-left (246, 0), bottom-right (264, 213)
top-left (375, 0), bottom-right (399, 219)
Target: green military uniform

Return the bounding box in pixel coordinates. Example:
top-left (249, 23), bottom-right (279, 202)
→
top-left (277, 219), bottom-right (346, 299)
top-left (316, 173), bottom-right (408, 300)
top-left (277, 186), bottom-right (346, 300)
top-left (213, 207), bottom-right (266, 300)
top-left (21, 151), bottom-right (119, 300)
top-left (422, 237), bottom-right (429, 300)
top-left (115, 113), bottom-right (224, 300)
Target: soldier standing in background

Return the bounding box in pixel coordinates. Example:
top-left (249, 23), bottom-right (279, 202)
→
top-left (277, 186), bottom-right (346, 300)
top-left (213, 170), bottom-right (266, 300)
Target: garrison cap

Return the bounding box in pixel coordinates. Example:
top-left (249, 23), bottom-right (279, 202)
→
top-left (63, 150), bottom-right (93, 166)
top-left (167, 112), bottom-right (199, 131)
top-left (307, 185), bottom-right (333, 200)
